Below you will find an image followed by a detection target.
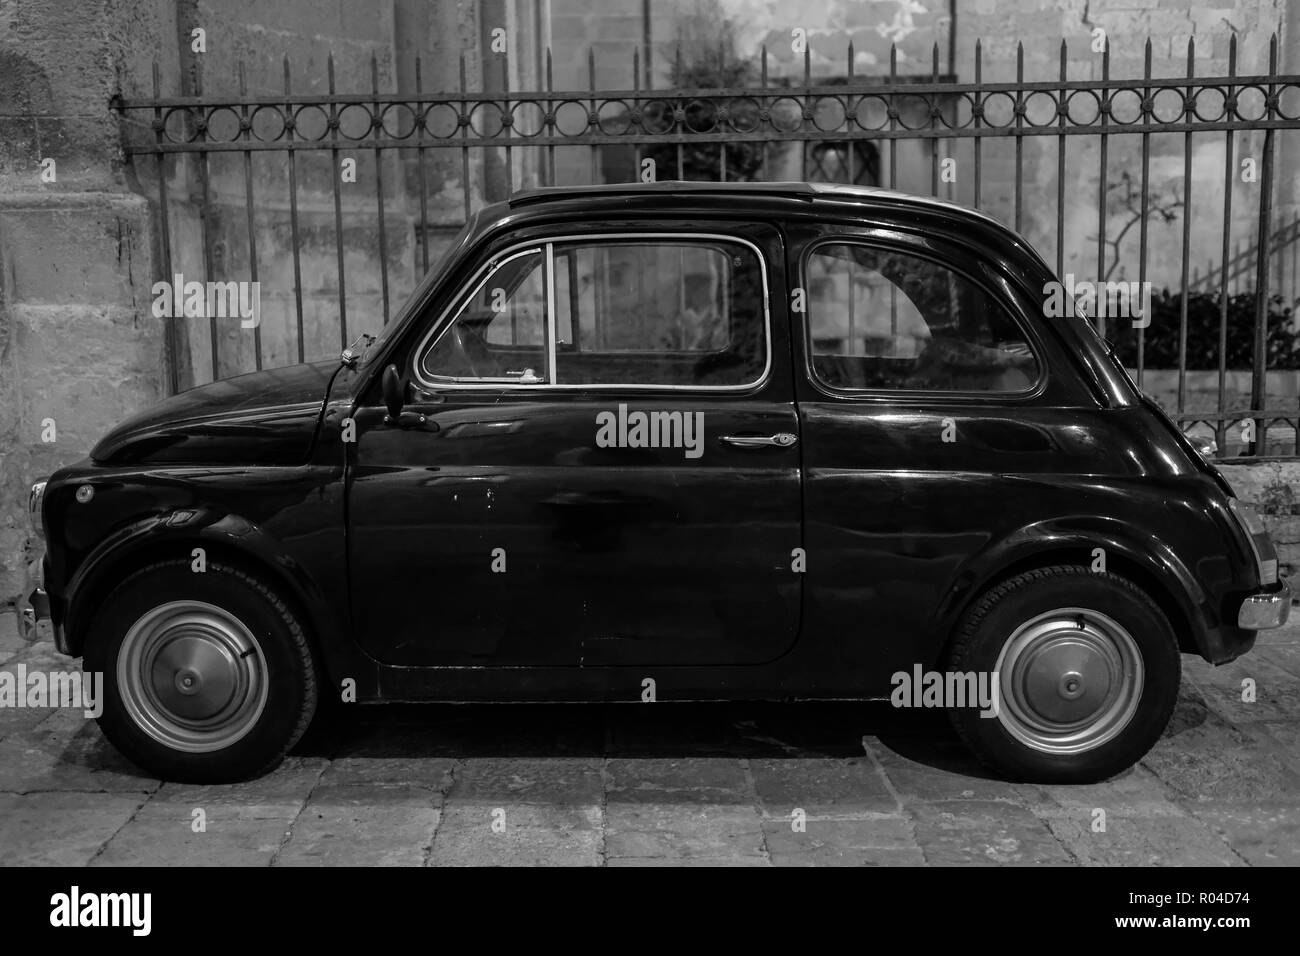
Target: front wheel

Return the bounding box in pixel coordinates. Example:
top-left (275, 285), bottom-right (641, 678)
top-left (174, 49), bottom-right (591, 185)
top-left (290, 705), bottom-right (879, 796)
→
top-left (85, 560), bottom-right (318, 783)
top-left (945, 565), bottom-right (1180, 783)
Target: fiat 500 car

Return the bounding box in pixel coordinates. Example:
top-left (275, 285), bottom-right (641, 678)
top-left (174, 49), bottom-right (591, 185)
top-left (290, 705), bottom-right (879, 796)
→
top-left (25, 181), bottom-right (1290, 783)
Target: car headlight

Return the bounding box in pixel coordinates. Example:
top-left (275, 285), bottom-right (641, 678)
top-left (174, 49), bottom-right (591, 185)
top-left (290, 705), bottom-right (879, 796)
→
top-left (28, 481), bottom-right (46, 540)
top-left (1228, 498), bottom-right (1277, 586)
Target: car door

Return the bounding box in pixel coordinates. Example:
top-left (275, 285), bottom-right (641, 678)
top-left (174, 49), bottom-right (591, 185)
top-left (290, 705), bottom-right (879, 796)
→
top-left (346, 221), bottom-right (802, 667)
top-left (789, 225), bottom-right (1071, 686)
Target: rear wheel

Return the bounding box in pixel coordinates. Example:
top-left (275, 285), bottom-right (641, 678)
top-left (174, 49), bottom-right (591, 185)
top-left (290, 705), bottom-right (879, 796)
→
top-left (945, 565), bottom-right (1180, 783)
top-left (85, 560), bottom-right (317, 783)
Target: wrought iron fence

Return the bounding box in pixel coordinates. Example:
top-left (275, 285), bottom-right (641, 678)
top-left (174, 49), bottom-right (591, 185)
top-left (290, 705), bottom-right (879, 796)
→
top-left (112, 35), bottom-right (1300, 458)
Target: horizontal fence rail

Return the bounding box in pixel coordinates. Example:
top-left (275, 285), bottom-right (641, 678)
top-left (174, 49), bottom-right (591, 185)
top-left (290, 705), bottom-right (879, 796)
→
top-left (113, 35), bottom-right (1300, 459)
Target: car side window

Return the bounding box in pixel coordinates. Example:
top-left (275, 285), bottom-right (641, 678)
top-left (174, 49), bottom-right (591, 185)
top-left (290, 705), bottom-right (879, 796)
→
top-left (805, 242), bottom-right (1040, 393)
top-left (552, 240), bottom-right (766, 387)
top-left (418, 236), bottom-right (768, 389)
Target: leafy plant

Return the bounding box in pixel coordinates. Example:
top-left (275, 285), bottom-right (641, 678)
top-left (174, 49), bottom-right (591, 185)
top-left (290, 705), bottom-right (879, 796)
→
top-left (1109, 290), bottom-right (1299, 370)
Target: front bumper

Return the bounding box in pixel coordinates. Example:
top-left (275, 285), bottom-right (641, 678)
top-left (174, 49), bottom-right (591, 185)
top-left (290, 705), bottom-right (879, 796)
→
top-left (1237, 578), bottom-right (1293, 629)
top-left (18, 560), bottom-right (68, 653)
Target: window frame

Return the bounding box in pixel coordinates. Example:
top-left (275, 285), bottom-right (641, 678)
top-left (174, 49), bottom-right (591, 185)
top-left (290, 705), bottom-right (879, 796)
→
top-left (798, 236), bottom-right (1048, 401)
top-left (412, 231), bottom-right (773, 392)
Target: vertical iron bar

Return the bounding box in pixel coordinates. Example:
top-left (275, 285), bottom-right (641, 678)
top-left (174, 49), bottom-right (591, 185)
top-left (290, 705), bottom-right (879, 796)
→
top-left (284, 57), bottom-right (306, 365)
top-left (152, 61), bottom-right (180, 395)
top-left (632, 47), bottom-right (643, 183)
top-left (1055, 39), bottom-right (1065, 277)
top-left (503, 44), bottom-right (514, 194)
top-left (1136, 39), bottom-right (1152, 389)
top-left (973, 40), bottom-right (982, 209)
top-left (195, 70), bottom-right (219, 383)
top-left (1014, 43), bottom-right (1024, 233)
top-left (372, 55), bottom-right (390, 322)
top-left (1249, 35), bottom-right (1279, 455)
top-left (461, 54), bottom-right (472, 221)
top-left (758, 45), bottom-right (767, 181)
top-left (415, 56), bottom-right (430, 276)
top-left (1176, 39), bottom-right (1194, 417)
top-left (800, 37), bottom-right (811, 181)
top-left (1095, 40), bottom-right (1109, 339)
top-left (930, 43), bottom-right (939, 196)
top-left (718, 40), bottom-right (727, 182)
top-left (589, 49), bottom-right (598, 182)
top-left (675, 44), bottom-right (685, 179)
top-left (1217, 37), bottom-right (1237, 452)
top-left (888, 44), bottom-right (897, 189)
top-left (238, 62), bottom-right (262, 371)
top-left (847, 41), bottom-right (856, 184)
top-left (546, 49), bottom-right (556, 186)
top-left (328, 54), bottom-right (348, 349)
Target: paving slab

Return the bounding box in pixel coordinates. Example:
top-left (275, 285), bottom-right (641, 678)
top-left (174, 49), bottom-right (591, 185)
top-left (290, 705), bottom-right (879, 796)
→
top-left (274, 784), bottom-right (442, 866)
top-left (603, 803), bottom-right (767, 862)
top-left (0, 791), bottom-right (145, 866)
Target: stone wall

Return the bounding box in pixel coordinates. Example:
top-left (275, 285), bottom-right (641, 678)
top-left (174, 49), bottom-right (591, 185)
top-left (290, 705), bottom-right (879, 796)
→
top-left (1219, 460), bottom-right (1300, 579)
top-left (0, 0), bottom-right (173, 602)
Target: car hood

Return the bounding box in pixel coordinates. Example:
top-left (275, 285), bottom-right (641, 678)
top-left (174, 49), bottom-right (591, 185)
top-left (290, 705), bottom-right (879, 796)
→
top-left (91, 361), bottom-right (339, 466)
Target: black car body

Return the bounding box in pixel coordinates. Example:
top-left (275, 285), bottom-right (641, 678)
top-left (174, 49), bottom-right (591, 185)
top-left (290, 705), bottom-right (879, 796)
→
top-left (26, 182), bottom-right (1291, 783)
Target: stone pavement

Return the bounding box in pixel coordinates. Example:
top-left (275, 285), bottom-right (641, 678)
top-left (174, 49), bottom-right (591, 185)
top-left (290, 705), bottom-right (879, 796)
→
top-left (1, 608), bottom-right (1298, 866)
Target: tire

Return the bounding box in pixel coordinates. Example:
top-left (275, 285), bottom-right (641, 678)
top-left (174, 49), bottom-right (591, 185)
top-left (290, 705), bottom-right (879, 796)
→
top-left (85, 559), bottom-right (318, 783)
top-left (944, 565), bottom-right (1180, 784)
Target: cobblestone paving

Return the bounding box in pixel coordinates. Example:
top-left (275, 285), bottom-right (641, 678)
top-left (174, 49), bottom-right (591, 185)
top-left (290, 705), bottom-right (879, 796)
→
top-left (2, 610), bottom-right (1297, 866)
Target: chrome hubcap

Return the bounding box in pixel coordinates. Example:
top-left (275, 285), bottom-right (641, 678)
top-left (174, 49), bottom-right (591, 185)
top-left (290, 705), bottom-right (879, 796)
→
top-left (995, 608), bottom-right (1144, 755)
top-left (117, 601), bottom-right (268, 753)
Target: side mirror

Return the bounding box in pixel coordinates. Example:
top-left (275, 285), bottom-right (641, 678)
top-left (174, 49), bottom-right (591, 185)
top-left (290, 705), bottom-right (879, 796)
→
top-left (381, 365), bottom-right (404, 423)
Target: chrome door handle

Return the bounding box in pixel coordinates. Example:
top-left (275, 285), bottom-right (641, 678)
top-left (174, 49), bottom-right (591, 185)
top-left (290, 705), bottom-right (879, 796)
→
top-left (721, 432), bottom-right (798, 448)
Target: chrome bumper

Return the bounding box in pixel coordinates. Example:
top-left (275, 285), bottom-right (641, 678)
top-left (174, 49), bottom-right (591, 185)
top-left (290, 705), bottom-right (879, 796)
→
top-left (17, 558), bottom-right (64, 651)
top-left (1237, 579), bottom-right (1293, 629)
top-left (17, 586), bottom-right (49, 643)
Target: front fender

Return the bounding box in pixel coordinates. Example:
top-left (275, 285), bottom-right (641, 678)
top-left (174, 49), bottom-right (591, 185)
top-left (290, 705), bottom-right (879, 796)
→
top-left (63, 506), bottom-right (340, 663)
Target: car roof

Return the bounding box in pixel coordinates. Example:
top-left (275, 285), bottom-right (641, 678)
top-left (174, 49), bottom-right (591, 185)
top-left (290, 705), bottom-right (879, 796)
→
top-left (506, 180), bottom-right (1010, 233)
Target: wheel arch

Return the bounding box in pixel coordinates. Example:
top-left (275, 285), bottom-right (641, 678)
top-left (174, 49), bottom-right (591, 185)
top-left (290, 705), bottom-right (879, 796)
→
top-left (64, 509), bottom-right (347, 683)
top-left (926, 520), bottom-right (1210, 667)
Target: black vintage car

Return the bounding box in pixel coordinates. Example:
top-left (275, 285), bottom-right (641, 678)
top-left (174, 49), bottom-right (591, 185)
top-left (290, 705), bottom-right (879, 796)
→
top-left (25, 182), bottom-right (1290, 784)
